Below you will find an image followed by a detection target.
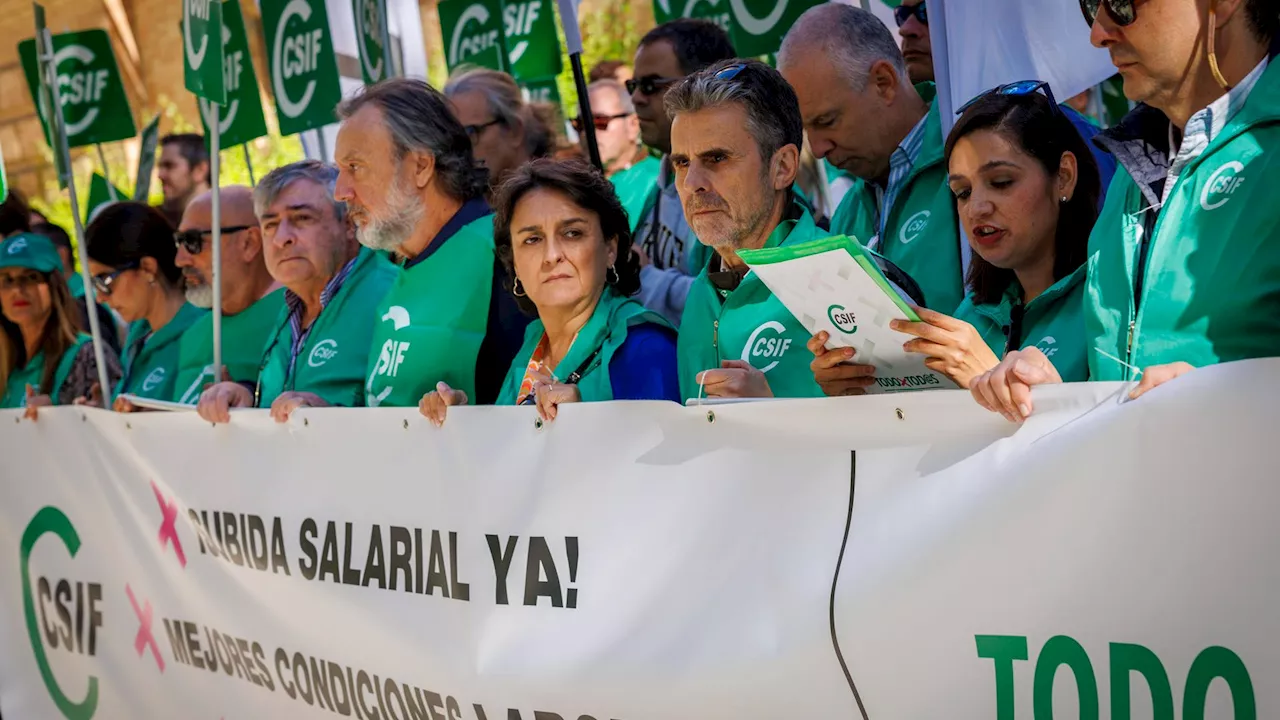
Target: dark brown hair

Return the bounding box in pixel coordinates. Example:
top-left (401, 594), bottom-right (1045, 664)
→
top-left (492, 159), bottom-right (640, 315)
top-left (944, 90), bottom-right (1101, 305)
top-left (0, 270), bottom-right (81, 396)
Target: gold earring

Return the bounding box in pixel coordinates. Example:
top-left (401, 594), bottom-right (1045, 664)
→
top-left (512, 278), bottom-right (527, 297)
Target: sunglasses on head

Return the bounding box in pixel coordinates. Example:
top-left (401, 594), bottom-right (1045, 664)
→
top-left (572, 112), bottom-right (632, 133)
top-left (173, 225), bottom-right (253, 255)
top-left (1079, 0), bottom-right (1137, 27)
top-left (956, 80), bottom-right (1062, 117)
top-left (893, 2), bottom-right (927, 27)
top-left (625, 75), bottom-right (679, 97)
top-left (91, 260), bottom-right (140, 297)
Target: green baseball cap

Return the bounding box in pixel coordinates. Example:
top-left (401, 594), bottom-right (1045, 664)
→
top-left (0, 233), bottom-right (63, 274)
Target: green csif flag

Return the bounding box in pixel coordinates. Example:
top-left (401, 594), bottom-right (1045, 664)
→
top-left (728, 0), bottom-right (824, 57)
top-left (183, 0), bottom-right (227, 105)
top-left (502, 0), bottom-right (561, 81)
top-left (353, 0), bottom-right (391, 84)
top-left (439, 0), bottom-right (507, 74)
top-left (84, 173), bottom-right (130, 225)
top-left (19, 28), bottom-right (137, 150)
top-left (197, 0), bottom-right (269, 148)
top-left (520, 77), bottom-right (561, 108)
top-left (651, 0), bottom-right (732, 34)
top-left (262, 0), bottom-right (344, 136)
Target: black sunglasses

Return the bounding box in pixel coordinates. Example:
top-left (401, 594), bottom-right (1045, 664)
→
top-left (956, 80), bottom-right (1062, 117)
top-left (893, 2), bottom-right (927, 27)
top-left (625, 75), bottom-right (679, 97)
top-left (572, 112), bottom-right (632, 133)
top-left (463, 118), bottom-right (503, 140)
top-left (91, 260), bottom-right (140, 297)
top-left (1079, 0), bottom-right (1137, 27)
top-left (174, 225), bottom-right (253, 254)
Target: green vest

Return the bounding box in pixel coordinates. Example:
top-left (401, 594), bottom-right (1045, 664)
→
top-left (1, 333), bottom-right (90, 408)
top-left (67, 273), bottom-right (86, 299)
top-left (257, 248), bottom-right (399, 407)
top-left (828, 84), bottom-right (964, 314)
top-left (611, 155), bottom-right (662, 232)
top-left (677, 199), bottom-right (827, 401)
top-left (496, 288), bottom-right (669, 405)
top-left (365, 214), bottom-right (496, 407)
top-left (116, 303), bottom-right (206, 401)
top-left (953, 265), bottom-right (1089, 382)
top-left (171, 288), bottom-right (286, 404)
top-left (1086, 60), bottom-right (1280, 380)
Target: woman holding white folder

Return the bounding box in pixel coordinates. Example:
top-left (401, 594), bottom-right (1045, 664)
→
top-left (809, 83), bottom-right (1100, 394)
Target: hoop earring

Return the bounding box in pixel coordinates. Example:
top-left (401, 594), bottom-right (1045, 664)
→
top-left (606, 264), bottom-right (619, 285)
top-left (512, 278), bottom-right (527, 297)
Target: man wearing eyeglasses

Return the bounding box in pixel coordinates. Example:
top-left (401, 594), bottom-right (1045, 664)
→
top-left (971, 0), bottom-right (1280, 420)
top-left (170, 186), bottom-right (285, 405)
top-left (581, 79), bottom-right (659, 231)
top-left (780, 4), bottom-right (964, 316)
top-left (628, 18), bottom-right (737, 327)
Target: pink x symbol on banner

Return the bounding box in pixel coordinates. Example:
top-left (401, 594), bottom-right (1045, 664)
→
top-left (126, 584), bottom-right (164, 672)
top-left (151, 480), bottom-right (186, 567)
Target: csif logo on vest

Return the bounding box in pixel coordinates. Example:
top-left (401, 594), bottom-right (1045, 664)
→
top-left (369, 306), bottom-right (411, 406)
top-left (899, 210), bottom-right (931, 245)
top-left (272, 0), bottom-right (325, 119)
top-left (1035, 335), bottom-right (1058, 358)
top-left (141, 368), bottom-right (166, 393)
top-left (742, 321), bottom-right (791, 374)
top-left (827, 304), bottom-right (858, 334)
top-left (9, 237), bottom-right (29, 254)
top-left (449, 4), bottom-right (501, 67)
top-left (1201, 161), bottom-right (1246, 211)
top-left (21, 507), bottom-right (105, 720)
top-left (308, 338), bottom-right (339, 368)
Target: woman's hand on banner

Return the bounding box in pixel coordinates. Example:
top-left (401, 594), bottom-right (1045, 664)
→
top-left (697, 360), bottom-right (774, 399)
top-left (969, 347), bottom-right (1062, 422)
top-left (197, 382), bottom-right (253, 424)
top-left (23, 385), bottom-right (51, 421)
top-left (891, 308), bottom-right (1000, 389)
top-left (73, 382), bottom-right (104, 408)
top-left (807, 332), bottom-right (876, 396)
top-left (113, 395), bottom-right (141, 413)
top-left (528, 369), bottom-right (582, 423)
top-left (419, 382), bottom-right (469, 427)
top-left (270, 392), bottom-right (328, 424)
top-left (1129, 361), bottom-right (1195, 399)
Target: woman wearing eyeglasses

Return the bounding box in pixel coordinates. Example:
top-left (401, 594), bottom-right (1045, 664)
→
top-left (444, 68), bottom-right (558, 193)
top-left (0, 233), bottom-right (121, 416)
top-left (85, 203), bottom-right (206, 409)
top-left (419, 159), bottom-right (680, 426)
top-left (809, 84), bottom-right (1100, 394)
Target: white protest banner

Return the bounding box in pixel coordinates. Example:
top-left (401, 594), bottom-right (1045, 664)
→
top-left (1, 359), bottom-right (1277, 718)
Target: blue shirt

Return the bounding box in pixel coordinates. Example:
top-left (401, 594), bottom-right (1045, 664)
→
top-left (1063, 105), bottom-right (1118, 204)
top-left (607, 323), bottom-right (680, 402)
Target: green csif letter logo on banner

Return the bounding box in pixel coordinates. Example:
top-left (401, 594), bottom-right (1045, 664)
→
top-left (440, 0), bottom-right (507, 73)
top-left (263, 0), bottom-right (344, 136)
top-left (197, 0), bottom-right (268, 148)
top-left (19, 29), bottom-right (137, 149)
top-left (183, 0), bottom-right (226, 105)
top-left (353, 0), bottom-right (389, 84)
top-left (503, 0), bottom-right (561, 81)
top-left (651, 0), bottom-right (732, 34)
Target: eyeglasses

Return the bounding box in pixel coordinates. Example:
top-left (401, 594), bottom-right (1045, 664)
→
top-left (463, 119), bottom-right (503, 141)
top-left (1079, 0), bottom-right (1136, 27)
top-left (956, 80), bottom-right (1062, 117)
top-left (174, 225), bottom-right (253, 254)
top-left (91, 260), bottom-right (140, 297)
top-left (0, 271), bottom-right (47, 292)
top-left (625, 75), bottom-right (680, 97)
top-left (571, 112), bottom-right (632, 133)
top-left (893, 2), bottom-right (927, 27)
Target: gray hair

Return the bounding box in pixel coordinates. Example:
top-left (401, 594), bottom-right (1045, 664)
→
top-left (778, 4), bottom-right (909, 91)
top-left (664, 59), bottom-right (803, 165)
top-left (253, 160), bottom-right (347, 222)
top-left (587, 79), bottom-right (635, 114)
top-left (444, 67), bottom-right (555, 160)
top-left (336, 78), bottom-right (488, 200)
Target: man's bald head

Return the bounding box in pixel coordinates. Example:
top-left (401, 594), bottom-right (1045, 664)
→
top-left (175, 185), bottom-right (274, 312)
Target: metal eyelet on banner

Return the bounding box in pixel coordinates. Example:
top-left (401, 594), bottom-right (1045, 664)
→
top-left (534, 417), bottom-right (544, 431)
top-left (706, 410), bottom-right (716, 423)
top-left (303, 418), bottom-right (309, 427)
top-left (126, 422), bottom-right (133, 430)
top-left (895, 408), bottom-right (905, 421)
top-left (403, 419), bottom-right (409, 430)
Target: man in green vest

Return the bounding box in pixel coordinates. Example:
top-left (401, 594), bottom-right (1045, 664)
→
top-left (332, 78), bottom-right (530, 408)
top-left (196, 161), bottom-right (399, 424)
top-left (629, 19), bottom-right (738, 326)
top-left (779, 3), bottom-right (964, 314)
top-left (971, 0), bottom-right (1280, 421)
top-left (584, 79), bottom-right (660, 232)
top-left (171, 186), bottom-right (285, 404)
top-left (668, 59), bottom-right (830, 401)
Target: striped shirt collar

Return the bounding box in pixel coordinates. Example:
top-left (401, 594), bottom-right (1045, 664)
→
top-left (873, 111), bottom-right (930, 243)
top-left (284, 255), bottom-right (358, 366)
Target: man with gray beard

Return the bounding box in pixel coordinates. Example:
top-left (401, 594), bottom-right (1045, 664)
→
top-left (332, 78), bottom-right (529, 407)
top-left (171, 186), bottom-right (285, 404)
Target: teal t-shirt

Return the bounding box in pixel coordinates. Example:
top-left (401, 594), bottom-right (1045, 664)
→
top-left (171, 288), bottom-right (286, 404)
top-left (1, 334), bottom-right (90, 408)
top-left (611, 155), bottom-right (662, 231)
top-left (117, 303), bottom-right (207, 401)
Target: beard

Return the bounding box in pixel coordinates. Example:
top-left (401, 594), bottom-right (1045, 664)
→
top-left (185, 283), bottom-right (213, 309)
top-left (686, 186), bottom-right (773, 250)
top-left (354, 175), bottom-right (425, 253)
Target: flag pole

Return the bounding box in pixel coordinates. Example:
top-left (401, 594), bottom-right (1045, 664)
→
top-left (315, 128), bottom-right (328, 161)
top-left (555, 0), bottom-right (602, 171)
top-left (35, 12), bottom-right (111, 404)
top-left (379, 0), bottom-right (397, 78)
top-left (95, 143), bottom-right (119, 202)
top-left (242, 143), bottom-right (255, 186)
top-left (210, 105), bottom-right (223, 380)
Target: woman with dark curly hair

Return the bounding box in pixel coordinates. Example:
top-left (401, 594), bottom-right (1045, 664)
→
top-left (419, 159), bottom-right (680, 424)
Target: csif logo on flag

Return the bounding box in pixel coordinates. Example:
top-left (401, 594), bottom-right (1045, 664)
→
top-left (354, 0), bottom-right (388, 84)
top-left (183, 0), bottom-right (226, 105)
top-left (441, 0), bottom-right (507, 72)
top-left (19, 30), bottom-right (137, 148)
top-left (263, 0), bottom-right (343, 135)
top-left (198, 0), bottom-right (268, 148)
top-left (502, 0), bottom-right (562, 80)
